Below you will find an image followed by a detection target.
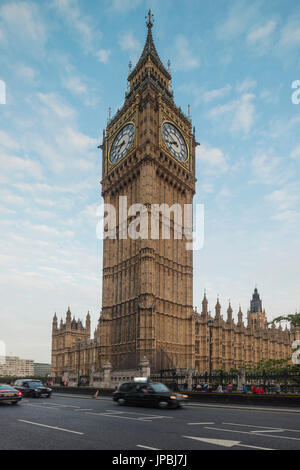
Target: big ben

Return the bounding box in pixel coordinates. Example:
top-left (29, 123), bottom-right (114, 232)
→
top-left (96, 10), bottom-right (197, 372)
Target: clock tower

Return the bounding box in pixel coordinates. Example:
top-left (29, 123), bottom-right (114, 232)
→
top-left (96, 11), bottom-right (197, 371)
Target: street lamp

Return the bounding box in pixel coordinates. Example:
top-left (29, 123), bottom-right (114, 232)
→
top-left (207, 319), bottom-right (214, 379)
top-left (76, 338), bottom-right (81, 387)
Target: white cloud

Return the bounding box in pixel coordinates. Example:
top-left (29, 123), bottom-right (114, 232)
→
top-left (15, 63), bottom-right (36, 81)
top-left (209, 94), bottom-right (256, 134)
top-left (0, 1), bottom-right (47, 54)
top-left (247, 20), bottom-right (276, 44)
top-left (96, 49), bottom-right (111, 63)
top-left (110, 0), bottom-right (142, 12)
top-left (217, 1), bottom-right (259, 40)
top-left (0, 151), bottom-right (43, 180)
top-left (279, 19), bottom-right (300, 48)
top-left (52, 0), bottom-right (102, 53)
top-left (271, 210), bottom-right (299, 223)
top-left (119, 31), bottom-right (140, 52)
top-left (231, 93), bottom-right (255, 134)
top-left (37, 92), bottom-right (77, 119)
top-left (0, 130), bottom-right (20, 150)
top-left (291, 146), bottom-right (300, 160)
top-left (236, 78), bottom-right (257, 93)
top-left (266, 185), bottom-right (299, 211)
top-left (174, 35), bottom-right (199, 71)
top-left (203, 85), bottom-right (232, 103)
top-left (251, 153), bottom-right (286, 185)
top-left (196, 144), bottom-right (229, 175)
top-left (62, 76), bottom-right (88, 96)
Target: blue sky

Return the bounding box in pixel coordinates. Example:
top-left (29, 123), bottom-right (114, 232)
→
top-left (0, 0), bottom-right (300, 362)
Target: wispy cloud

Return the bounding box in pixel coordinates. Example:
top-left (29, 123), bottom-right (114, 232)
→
top-left (203, 85), bottom-right (232, 103)
top-left (247, 20), bottom-right (277, 54)
top-left (173, 35), bottom-right (199, 71)
top-left (209, 93), bottom-right (256, 134)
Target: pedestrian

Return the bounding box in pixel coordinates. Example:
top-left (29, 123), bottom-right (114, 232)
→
top-left (275, 384), bottom-right (281, 394)
top-left (227, 383), bottom-right (233, 393)
top-left (183, 382), bottom-right (188, 392)
top-left (196, 383), bottom-right (202, 392)
top-left (259, 386), bottom-right (264, 394)
top-left (252, 384), bottom-right (257, 394)
top-left (242, 384), bottom-right (247, 394)
top-left (217, 384), bottom-right (223, 393)
top-left (203, 382), bottom-right (209, 392)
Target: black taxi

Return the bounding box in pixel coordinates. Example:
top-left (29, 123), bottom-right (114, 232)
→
top-left (113, 378), bottom-right (188, 409)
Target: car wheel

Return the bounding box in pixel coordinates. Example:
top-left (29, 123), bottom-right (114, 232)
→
top-left (158, 400), bottom-right (169, 409)
top-left (11, 401), bottom-right (19, 405)
top-left (117, 398), bottom-right (126, 405)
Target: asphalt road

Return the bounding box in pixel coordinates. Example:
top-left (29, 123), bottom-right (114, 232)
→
top-left (1, 393), bottom-right (300, 451)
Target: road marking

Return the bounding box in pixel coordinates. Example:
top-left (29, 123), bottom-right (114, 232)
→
top-left (18, 419), bottom-right (84, 435)
top-left (183, 436), bottom-right (241, 448)
top-left (223, 422), bottom-right (300, 433)
top-left (86, 412), bottom-right (150, 421)
top-left (205, 426), bottom-right (300, 442)
top-left (74, 408), bottom-right (92, 411)
top-left (23, 404), bottom-right (62, 410)
top-left (182, 436), bottom-right (274, 450)
top-left (40, 403), bottom-right (81, 408)
top-left (107, 409), bottom-right (173, 419)
top-left (253, 429), bottom-right (284, 433)
top-left (187, 422), bottom-right (215, 425)
top-left (137, 445), bottom-right (161, 450)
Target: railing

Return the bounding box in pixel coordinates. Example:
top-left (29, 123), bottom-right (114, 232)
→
top-left (150, 369), bottom-right (300, 393)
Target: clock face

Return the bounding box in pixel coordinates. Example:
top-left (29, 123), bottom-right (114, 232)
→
top-left (162, 122), bottom-right (188, 162)
top-left (110, 123), bottom-right (135, 164)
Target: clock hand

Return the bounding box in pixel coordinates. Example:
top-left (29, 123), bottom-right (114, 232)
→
top-left (115, 140), bottom-right (125, 151)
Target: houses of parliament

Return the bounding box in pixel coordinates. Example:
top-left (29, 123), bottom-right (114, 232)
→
top-left (51, 11), bottom-right (295, 380)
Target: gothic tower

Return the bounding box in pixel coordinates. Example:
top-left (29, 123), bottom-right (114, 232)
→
top-left (96, 11), bottom-right (197, 371)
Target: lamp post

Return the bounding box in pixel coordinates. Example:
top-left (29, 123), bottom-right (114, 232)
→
top-left (77, 338), bottom-right (81, 387)
top-left (207, 319), bottom-right (214, 379)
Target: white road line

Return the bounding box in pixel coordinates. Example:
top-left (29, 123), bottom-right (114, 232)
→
top-left (205, 426), bottom-right (300, 442)
top-left (106, 409), bottom-right (173, 418)
top-left (85, 412), bottom-right (150, 421)
top-left (236, 443), bottom-right (274, 450)
top-left (223, 422), bottom-right (300, 433)
top-left (137, 445), bottom-right (161, 450)
top-left (40, 403), bottom-right (81, 408)
top-left (23, 404), bottom-right (62, 410)
top-left (18, 419), bottom-right (84, 435)
top-left (183, 435), bottom-right (274, 450)
top-left (253, 429), bottom-right (284, 433)
top-left (73, 408), bottom-right (92, 411)
top-left (187, 422), bottom-right (215, 425)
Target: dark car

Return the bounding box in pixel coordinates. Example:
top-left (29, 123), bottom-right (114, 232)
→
top-left (113, 380), bottom-right (188, 409)
top-left (0, 384), bottom-right (23, 405)
top-left (14, 379), bottom-right (52, 398)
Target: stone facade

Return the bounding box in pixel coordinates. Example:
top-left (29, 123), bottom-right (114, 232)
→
top-left (51, 12), bottom-right (296, 382)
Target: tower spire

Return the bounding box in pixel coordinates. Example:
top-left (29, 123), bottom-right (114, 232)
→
top-left (145, 8), bottom-right (154, 29)
top-left (127, 10), bottom-right (171, 86)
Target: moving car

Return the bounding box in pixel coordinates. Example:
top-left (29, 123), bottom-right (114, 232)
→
top-left (113, 378), bottom-right (188, 409)
top-left (14, 379), bottom-right (52, 398)
top-left (0, 384), bottom-right (23, 405)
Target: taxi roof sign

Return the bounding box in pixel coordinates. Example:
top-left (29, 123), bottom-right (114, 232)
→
top-left (133, 377), bottom-right (148, 383)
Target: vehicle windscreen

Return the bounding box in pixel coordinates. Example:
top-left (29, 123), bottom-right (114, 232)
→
top-left (27, 381), bottom-right (43, 388)
top-left (0, 385), bottom-right (15, 391)
top-left (150, 383), bottom-right (170, 393)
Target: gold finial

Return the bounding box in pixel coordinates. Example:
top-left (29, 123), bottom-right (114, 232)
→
top-left (145, 9), bottom-right (154, 28)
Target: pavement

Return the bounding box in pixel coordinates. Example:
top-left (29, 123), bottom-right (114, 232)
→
top-left (1, 392), bottom-right (300, 452)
